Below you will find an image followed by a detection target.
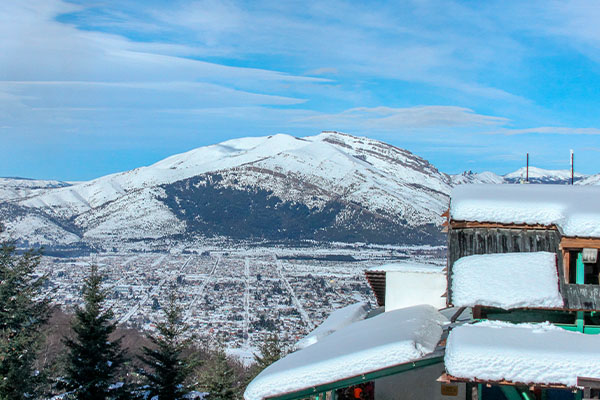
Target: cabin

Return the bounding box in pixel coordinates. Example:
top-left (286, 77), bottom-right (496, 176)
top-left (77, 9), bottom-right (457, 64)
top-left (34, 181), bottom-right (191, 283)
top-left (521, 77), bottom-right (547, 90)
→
top-left (442, 184), bottom-right (600, 399)
top-left (244, 184), bottom-right (600, 400)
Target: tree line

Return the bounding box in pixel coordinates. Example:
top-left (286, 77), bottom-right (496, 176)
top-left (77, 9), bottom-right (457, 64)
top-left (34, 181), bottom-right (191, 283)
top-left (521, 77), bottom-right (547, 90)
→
top-left (0, 243), bottom-right (284, 400)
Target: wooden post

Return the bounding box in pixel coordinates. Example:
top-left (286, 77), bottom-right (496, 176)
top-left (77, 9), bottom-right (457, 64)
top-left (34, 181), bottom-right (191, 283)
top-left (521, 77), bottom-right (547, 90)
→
top-left (526, 153), bottom-right (529, 182)
top-left (564, 251), bottom-right (571, 284)
top-left (571, 149), bottom-right (574, 185)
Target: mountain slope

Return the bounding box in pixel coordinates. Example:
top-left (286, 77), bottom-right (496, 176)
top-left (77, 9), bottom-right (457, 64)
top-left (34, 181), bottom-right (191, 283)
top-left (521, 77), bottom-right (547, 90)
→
top-left (3, 132), bottom-right (596, 252)
top-left (449, 171), bottom-right (505, 185)
top-left (0, 132), bottom-right (452, 250)
top-left (504, 167), bottom-right (585, 184)
top-left (577, 174), bottom-right (600, 186)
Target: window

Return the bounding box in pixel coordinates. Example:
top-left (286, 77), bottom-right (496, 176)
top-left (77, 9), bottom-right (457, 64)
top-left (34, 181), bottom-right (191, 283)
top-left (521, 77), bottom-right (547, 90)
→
top-left (566, 249), bottom-right (600, 285)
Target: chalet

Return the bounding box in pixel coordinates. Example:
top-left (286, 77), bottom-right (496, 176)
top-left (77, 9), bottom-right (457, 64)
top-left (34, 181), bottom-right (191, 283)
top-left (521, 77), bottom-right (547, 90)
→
top-left (442, 184), bottom-right (600, 399)
top-left (245, 184), bottom-right (600, 400)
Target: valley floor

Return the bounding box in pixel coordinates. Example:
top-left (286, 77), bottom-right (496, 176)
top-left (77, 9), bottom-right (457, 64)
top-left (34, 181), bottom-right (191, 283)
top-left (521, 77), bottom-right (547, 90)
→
top-left (38, 244), bottom-right (445, 363)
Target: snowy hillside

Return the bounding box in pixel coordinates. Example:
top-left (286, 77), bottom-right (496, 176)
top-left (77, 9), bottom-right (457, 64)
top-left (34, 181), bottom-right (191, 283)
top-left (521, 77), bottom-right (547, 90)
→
top-left (0, 177), bottom-right (71, 201)
top-left (504, 166), bottom-right (585, 184)
top-left (0, 132), bottom-right (452, 251)
top-left (449, 171), bottom-right (504, 185)
top-left (1, 131), bottom-right (597, 252)
top-left (578, 174), bottom-right (600, 185)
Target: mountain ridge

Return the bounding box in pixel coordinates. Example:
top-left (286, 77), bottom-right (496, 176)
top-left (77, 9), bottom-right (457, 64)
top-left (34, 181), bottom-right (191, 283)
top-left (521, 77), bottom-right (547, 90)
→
top-left (1, 131), bottom-right (597, 253)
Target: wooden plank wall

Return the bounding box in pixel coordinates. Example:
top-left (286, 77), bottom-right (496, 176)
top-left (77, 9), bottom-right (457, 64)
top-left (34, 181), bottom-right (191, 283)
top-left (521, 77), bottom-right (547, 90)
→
top-left (563, 284), bottom-right (600, 310)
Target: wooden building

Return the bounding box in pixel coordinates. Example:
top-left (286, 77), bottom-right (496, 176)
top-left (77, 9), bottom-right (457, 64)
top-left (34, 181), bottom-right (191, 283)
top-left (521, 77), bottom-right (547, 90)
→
top-left (443, 184), bottom-right (600, 399)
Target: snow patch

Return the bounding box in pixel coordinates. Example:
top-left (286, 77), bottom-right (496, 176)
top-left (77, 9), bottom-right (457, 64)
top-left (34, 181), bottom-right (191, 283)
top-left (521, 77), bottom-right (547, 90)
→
top-left (294, 302), bottom-right (370, 350)
top-left (451, 252), bottom-right (563, 309)
top-left (445, 320), bottom-right (600, 387)
top-left (369, 261), bottom-right (444, 274)
top-left (451, 184), bottom-right (600, 238)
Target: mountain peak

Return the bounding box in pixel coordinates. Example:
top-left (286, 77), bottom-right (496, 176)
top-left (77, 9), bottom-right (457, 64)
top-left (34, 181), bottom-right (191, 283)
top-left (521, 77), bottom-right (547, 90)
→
top-left (504, 166), bottom-right (585, 180)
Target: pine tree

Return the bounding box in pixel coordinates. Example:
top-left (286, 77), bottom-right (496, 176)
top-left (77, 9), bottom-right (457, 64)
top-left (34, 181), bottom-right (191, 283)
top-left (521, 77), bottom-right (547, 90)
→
top-left (203, 346), bottom-right (235, 400)
top-left (251, 334), bottom-right (283, 374)
top-left (138, 292), bottom-right (197, 400)
top-left (62, 265), bottom-right (127, 400)
top-left (0, 243), bottom-right (50, 399)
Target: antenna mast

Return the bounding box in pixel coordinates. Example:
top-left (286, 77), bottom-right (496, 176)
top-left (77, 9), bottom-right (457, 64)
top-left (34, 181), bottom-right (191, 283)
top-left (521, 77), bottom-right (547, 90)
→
top-left (526, 153), bottom-right (529, 183)
top-left (570, 149), bottom-right (574, 185)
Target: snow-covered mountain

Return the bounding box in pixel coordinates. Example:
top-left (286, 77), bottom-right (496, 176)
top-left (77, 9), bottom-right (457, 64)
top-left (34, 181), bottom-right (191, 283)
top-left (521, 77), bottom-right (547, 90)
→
top-left (1, 131), bottom-right (597, 253)
top-left (577, 174), bottom-right (600, 186)
top-left (0, 177), bottom-right (71, 201)
top-left (503, 167), bottom-right (586, 184)
top-left (449, 171), bottom-right (504, 185)
top-left (0, 132), bottom-right (453, 252)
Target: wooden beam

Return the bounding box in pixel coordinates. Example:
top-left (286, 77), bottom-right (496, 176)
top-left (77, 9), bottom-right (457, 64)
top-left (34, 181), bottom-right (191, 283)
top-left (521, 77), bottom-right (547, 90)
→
top-left (440, 373), bottom-right (571, 390)
top-left (560, 237), bottom-right (600, 250)
top-left (563, 251), bottom-right (571, 284)
top-left (441, 209), bottom-right (450, 218)
top-left (577, 377), bottom-right (600, 389)
top-left (450, 221), bottom-right (557, 230)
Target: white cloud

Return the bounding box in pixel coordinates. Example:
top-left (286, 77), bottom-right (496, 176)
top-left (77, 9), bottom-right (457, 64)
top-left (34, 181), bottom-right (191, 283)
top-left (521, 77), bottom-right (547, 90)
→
top-left (490, 127), bottom-right (600, 136)
top-left (296, 106), bottom-right (508, 131)
top-left (0, 0), bottom-right (326, 91)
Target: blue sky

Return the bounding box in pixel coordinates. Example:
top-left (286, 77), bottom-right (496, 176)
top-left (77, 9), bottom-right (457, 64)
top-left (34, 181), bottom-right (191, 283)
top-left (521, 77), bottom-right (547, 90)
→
top-left (2, 0), bottom-right (600, 180)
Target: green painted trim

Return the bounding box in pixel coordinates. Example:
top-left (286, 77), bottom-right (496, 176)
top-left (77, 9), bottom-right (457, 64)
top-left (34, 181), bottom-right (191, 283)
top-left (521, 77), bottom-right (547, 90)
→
top-left (478, 384), bottom-right (483, 400)
top-left (577, 311), bottom-right (585, 332)
top-left (576, 253), bottom-right (585, 285)
top-left (500, 386), bottom-right (522, 400)
top-left (557, 324), bottom-right (579, 332)
top-left (265, 356), bottom-right (444, 400)
top-left (584, 326), bottom-right (600, 334)
top-left (499, 386), bottom-right (536, 400)
top-left (521, 391), bottom-right (536, 400)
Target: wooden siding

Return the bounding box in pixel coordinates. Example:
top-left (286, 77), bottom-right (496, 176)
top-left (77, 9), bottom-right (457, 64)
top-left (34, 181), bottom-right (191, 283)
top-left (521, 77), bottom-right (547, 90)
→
top-left (562, 284), bottom-right (600, 310)
top-left (365, 270), bottom-right (386, 307)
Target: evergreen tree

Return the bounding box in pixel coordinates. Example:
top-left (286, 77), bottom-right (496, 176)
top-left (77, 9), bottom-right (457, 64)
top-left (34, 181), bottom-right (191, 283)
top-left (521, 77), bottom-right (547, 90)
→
top-left (202, 346), bottom-right (235, 400)
top-left (62, 265), bottom-right (127, 400)
top-left (138, 292), bottom-right (197, 400)
top-left (251, 334), bottom-right (283, 375)
top-left (0, 243), bottom-right (50, 399)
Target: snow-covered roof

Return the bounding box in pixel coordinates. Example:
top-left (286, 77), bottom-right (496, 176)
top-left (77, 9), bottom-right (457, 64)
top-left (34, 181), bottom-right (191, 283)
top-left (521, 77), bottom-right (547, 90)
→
top-left (244, 305), bottom-right (448, 400)
top-left (294, 302), bottom-right (370, 350)
top-left (368, 261), bottom-right (444, 274)
top-left (445, 321), bottom-right (600, 387)
top-left (450, 184), bottom-right (600, 238)
top-left (451, 252), bottom-right (563, 309)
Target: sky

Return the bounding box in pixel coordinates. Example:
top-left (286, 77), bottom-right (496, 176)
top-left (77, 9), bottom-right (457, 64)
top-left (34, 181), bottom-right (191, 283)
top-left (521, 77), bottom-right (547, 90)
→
top-left (2, 0), bottom-right (600, 180)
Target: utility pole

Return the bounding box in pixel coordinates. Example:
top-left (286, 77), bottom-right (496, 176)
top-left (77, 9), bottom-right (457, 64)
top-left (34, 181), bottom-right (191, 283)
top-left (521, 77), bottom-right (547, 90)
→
top-left (526, 153), bottom-right (529, 183)
top-left (570, 149), bottom-right (574, 185)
